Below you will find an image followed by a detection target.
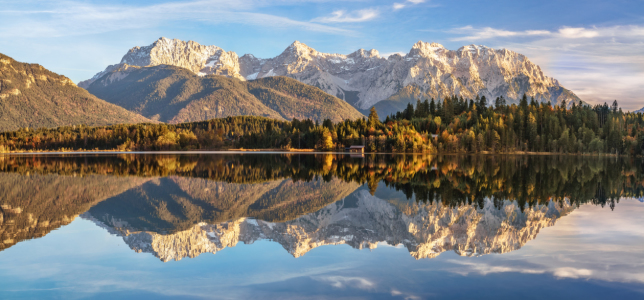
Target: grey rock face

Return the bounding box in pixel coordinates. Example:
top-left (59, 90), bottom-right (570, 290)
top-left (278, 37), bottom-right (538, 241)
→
top-left (81, 38), bottom-right (582, 109)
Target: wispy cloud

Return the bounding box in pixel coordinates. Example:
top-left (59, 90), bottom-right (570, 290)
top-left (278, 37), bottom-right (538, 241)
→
top-left (311, 9), bottom-right (379, 23)
top-left (0, 0), bottom-right (352, 37)
top-left (448, 25), bottom-right (644, 41)
top-left (448, 26), bottom-right (551, 41)
top-left (446, 260), bottom-right (546, 276)
top-left (393, 0), bottom-right (426, 10)
top-left (393, 3), bottom-right (406, 10)
top-left (313, 275), bottom-right (375, 289)
top-left (391, 289), bottom-right (421, 300)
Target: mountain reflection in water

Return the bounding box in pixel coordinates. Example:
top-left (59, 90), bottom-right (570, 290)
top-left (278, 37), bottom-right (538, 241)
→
top-left (0, 154), bottom-right (642, 261)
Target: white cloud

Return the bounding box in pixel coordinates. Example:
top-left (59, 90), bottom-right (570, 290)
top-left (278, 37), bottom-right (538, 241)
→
top-left (558, 27), bottom-right (600, 38)
top-left (446, 260), bottom-right (546, 276)
top-left (449, 25), bottom-right (644, 41)
top-left (391, 289), bottom-right (421, 300)
top-left (449, 26), bottom-right (551, 41)
top-left (392, 0), bottom-right (426, 10)
top-left (0, 0), bottom-right (352, 37)
top-left (314, 275), bottom-right (375, 289)
top-left (553, 267), bottom-right (593, 279)
top-left (393, 3), bottom-right (406, 10)
top-left (381, 51), bottom-right (406, 58)
top-left (311, 9), bottom-right (379, 23)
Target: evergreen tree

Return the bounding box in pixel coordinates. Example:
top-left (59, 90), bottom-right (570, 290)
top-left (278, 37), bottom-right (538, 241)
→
top-left (405, 102), bottom-right (414, 120)
top-left (612, 100), bottom-right (619, 113)
top-left (368, 107), bottom-right (380, 128)
top-left (422, 99), bottom-right (430, 116)
top-left (520, 94), bottom-right (528, 111)
top-left (429, 99), bottom-right (436, 115)
top-left (414, 99), bottom-right (423, 118)
top-left (477, 95), bottom-right (487, 114)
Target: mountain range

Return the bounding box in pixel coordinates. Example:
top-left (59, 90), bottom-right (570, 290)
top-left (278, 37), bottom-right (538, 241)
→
top-left (1, 37), bottom-right (586, 131)
top-left (81, 37), bottom-right (583, 117)
top-left (84, 64), bottom-right (363, 123)
top-left (0, 54), bottom-right (152, 132)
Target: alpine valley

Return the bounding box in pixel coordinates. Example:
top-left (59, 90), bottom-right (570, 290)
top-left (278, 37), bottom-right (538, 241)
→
top-left (81, 37), bottom-right (583, 118)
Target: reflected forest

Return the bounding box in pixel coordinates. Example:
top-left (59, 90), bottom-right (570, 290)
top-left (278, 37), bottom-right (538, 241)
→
top-left (2, 154), bottom-right (642, 210)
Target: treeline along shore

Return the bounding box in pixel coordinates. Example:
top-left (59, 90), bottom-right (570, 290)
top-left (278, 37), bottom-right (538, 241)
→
top-left (1, 94), bottom-right (643, 155)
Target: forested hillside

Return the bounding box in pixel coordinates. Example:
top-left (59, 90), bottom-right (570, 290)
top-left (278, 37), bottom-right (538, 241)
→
top-left (373, 85), bottom-right (584, 119)
top-left (1, 92), bottom-right (643, 155)
top-left (0, 53), bottom-right (152, 132)
top-left (390, 94), bottom-right (644, 155)
top-left (85, 64), bottom-right (363, 123)
top-left (0, 113), bottom-right (430, 152)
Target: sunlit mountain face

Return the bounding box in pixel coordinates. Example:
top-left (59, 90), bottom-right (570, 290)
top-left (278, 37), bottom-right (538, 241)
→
top-left (2, 153), bottom-right (643, 298)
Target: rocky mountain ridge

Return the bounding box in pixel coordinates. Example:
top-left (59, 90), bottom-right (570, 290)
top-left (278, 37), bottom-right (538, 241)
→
top-left (86, 189), bottom-right (575, 262)
top-left (80, 37), bottom-right (582, 116)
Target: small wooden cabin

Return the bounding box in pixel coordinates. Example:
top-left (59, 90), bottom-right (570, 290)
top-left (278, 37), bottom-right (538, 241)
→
top-left (348, 145), bottom-right (365, 153)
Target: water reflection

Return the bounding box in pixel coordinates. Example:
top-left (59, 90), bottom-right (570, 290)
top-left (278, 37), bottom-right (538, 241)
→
top-left (83, 185), bottom-right (573, 262)
top-left (0, 154), bottom-right (642, 260)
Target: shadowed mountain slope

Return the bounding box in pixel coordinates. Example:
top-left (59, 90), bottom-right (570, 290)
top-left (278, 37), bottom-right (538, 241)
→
top-left (85, 64), bottom-right (364, 123)
top-left (0, 53), bottom-right (152, 132)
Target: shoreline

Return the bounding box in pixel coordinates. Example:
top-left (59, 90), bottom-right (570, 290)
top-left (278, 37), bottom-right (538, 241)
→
top-left (0, 149), bottom-right (625, 157)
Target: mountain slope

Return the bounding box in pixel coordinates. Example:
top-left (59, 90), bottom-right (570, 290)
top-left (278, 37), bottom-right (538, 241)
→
top-left (0, 53), bottom-right (152, 132)
top-left (81, 37), bottom-right (583, 117)
top-left (85, 64), bottom-right (364, 123)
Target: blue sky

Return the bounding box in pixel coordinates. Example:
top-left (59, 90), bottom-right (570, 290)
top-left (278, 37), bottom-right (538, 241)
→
top-left (1, 0), bottom-right (643, 109)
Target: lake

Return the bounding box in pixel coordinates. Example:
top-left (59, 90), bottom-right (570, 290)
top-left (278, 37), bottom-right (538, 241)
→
top-left (0, 153), bottom-right (643, 299)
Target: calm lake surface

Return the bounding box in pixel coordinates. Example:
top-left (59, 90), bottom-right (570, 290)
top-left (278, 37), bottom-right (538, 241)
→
top-left (0, 153), bottom-right (643, 299)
